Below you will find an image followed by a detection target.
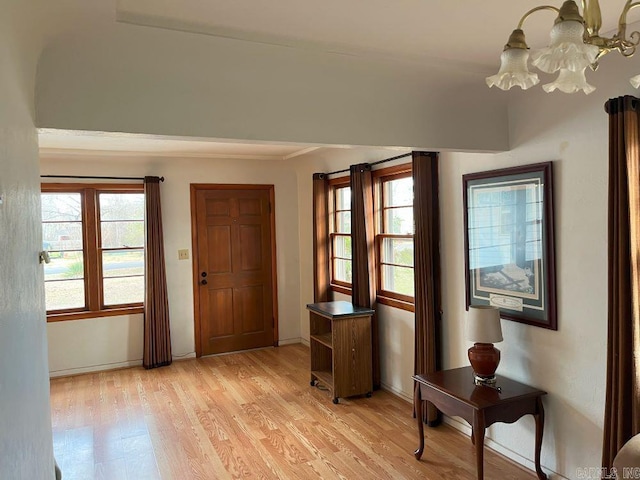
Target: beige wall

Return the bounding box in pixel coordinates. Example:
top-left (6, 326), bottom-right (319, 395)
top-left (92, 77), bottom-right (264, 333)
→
top-left (292, 148), bottom-right (417, 400)
top-left (42, 154), bottom-right (302, 376)
top-left (35, 18), bottom-right (509, 153)
top-left (294, 51), bottom-right (640, 479)
top-left (438, 52), bottom-right (639, 477)
top-left (32, 5), bottom-right (640, 479)
top-left (0, 3), bottom-right (55, 479)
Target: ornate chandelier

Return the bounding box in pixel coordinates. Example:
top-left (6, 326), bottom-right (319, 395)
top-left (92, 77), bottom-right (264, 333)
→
top-left (487, 0), bottom-right (640, 94)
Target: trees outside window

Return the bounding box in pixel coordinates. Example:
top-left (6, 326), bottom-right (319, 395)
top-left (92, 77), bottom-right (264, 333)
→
top-left (42, 184), bottom-right (144, 321)
top-left (374, 165), bottom-right (415, 311)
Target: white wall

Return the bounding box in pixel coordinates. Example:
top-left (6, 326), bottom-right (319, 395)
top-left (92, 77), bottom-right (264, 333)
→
top-left (35, 19), bottom-right (509, 153)
top-left (292, 148), bottom-right (418, 399)
top-left (31, 3), bottom-right (640, 478)
top-left (41, 154), bottom-right (302, 375)
top-left (293, 52), bottom-right (639, 479)
top-left (438, 55), bottom-right (638, 478)
top-left (0, 3), bottom-right (55, 479)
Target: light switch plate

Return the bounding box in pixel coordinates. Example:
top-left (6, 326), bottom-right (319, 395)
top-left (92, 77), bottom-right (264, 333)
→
top-left (178, 249), bottom-right (189, 260)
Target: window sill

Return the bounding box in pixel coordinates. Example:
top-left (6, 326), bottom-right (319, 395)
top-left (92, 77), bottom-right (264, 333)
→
top-left (47, 306), bottom-right (144, 322)
top-left (330, 284), bottom-right (352, 297)
top-left (377, 296), bottom-right (415, 313)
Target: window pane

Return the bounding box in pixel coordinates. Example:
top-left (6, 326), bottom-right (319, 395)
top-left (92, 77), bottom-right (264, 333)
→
top-left (336, 187), bottom-right (351, 211)
top-left (101, 221), bottom-right (144, 248)
top-left (333, 235), bottom-right (352, 260)
top-left (99, 193), bottom-right (144, 221)
top-left (102, 250), bottom-right (144, 278)
top-left (333, 258), bottom-right (352, 284)
top-left (42, 222), bottom-right (83, 251)
top-left (44, 252), bottom-right (84, 281)
top-left (381, 265), bottom-right (414, 297)
top-left (41, 193), bottom-right (82, 222)
top-left (381, 237), bottom-right (414, 266)
top-left (103, 276), bottom-right (144, 306)
top-left (384, 207), bottom-right (414, 234)
top-left (45, 279), bottom-right (85, 311)
top-left (384, 177), bottom-right (413, 207)
top-left (336, 212), bottom-right (351, 233)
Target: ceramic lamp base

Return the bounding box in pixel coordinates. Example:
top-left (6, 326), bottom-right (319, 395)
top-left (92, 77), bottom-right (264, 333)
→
top-left (468, 343), bottom-right (500, 384)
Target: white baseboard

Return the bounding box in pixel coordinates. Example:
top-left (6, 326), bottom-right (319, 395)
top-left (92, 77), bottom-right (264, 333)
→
top-left (380, 381), bottom-right (413, 403)
top-left (443, 416), bottom-right (567, 480)
top-left (49, 352), bottom-right (199, 377)
top-left (279, 338), bottom-right (303, 346)
top-left (49, 360), bottom-right (142, 378)
top-left (173, 352), bottom-right (196, 360)
top-left (299, 337), bottom-right (310, 347)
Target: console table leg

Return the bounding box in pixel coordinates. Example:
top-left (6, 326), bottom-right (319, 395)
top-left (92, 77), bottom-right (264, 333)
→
top-left (414, 382), bottom-right (424, 460)
top-left (472, 413), bottom-right (485, 480)
top-left (534, 397), bottom-right (548, 480)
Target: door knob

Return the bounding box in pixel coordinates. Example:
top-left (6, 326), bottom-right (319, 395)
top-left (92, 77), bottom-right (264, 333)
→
top-left (201, 279), bottom-right (208, 285)
top-left (201, 272), bottom-right (207, 277)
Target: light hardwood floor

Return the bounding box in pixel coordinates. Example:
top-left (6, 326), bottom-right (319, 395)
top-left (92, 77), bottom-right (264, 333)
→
top-left (50, 344), bottom-right (537, 479)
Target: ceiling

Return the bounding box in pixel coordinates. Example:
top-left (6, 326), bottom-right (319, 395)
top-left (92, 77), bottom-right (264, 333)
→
top-left (116, 0), bottom-right (640, 70)
top-left (37, 129), bottom-right (332, 160)
top-left (41, 1), bottom-right (640, 156)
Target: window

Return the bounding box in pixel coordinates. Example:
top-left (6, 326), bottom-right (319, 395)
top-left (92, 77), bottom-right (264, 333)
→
top-left (41, 184), bottom-right (145, 321)
top-left (329, 177), bottom-right (352, 294)
top-left (374, 165), bottom-right (414, 310)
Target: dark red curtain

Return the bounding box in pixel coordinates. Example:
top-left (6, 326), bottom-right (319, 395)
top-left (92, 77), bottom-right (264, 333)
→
top-left (313, 173), bottom-right (333, 303)
top-left (603, 96), bottom-right (640, 467)
top-left (412, 151), bottom-right (442, 425)
top-left (143, 177), bottom-right (172, 369)
top-left (350, 163), bottom-right (380, 388)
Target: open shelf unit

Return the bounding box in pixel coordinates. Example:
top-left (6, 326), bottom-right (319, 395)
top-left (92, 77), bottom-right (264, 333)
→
top-left (307, 301), bottom-right (374, 404)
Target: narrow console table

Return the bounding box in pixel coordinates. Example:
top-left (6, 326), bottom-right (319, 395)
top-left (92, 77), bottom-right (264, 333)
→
top-left (413, 367), bottom-right (547, 480)
top-left (306, 301), bottom-right (373, 404)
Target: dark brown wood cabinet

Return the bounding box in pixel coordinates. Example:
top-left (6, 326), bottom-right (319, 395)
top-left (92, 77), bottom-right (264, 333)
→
top-left (306, 301), bottom-right (374, 404)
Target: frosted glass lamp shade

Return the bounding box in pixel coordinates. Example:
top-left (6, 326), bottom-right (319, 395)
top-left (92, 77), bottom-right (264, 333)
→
top-left (486, 48), bottom-right (540, 91)
top-left (466, 306), bottom-right (503, 344)
top-left (631, 74), bottom-right (640, 89)
top-left (542, 67), bottom-right (595, 94)
top-left (531, 20), bottom-right (599, 74)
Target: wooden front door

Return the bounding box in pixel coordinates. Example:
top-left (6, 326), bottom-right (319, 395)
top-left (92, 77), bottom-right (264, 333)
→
top-left (192, 185), bottom-right (277, 356)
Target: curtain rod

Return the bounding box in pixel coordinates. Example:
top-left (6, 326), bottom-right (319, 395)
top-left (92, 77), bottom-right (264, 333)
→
top-left (41, 175), bottom-right (165, 182)
top-left (325, 152), bottom-right (412, 177)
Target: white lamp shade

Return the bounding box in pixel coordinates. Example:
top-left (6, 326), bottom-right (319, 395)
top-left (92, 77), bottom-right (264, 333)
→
top-left (466, 306), bottom-right (503, 344)
top-left (486, 48), bottom-right (540, 91)
top-left (631, 74), bottom-right (640, 89)
top-left (542, 67), bottom-right (595, 94)
top-left (531, 20), bottom-right (599, 74)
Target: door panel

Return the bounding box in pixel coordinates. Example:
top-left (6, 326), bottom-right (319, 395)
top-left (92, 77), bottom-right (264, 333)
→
top-left (208, 289), bottom-right (234, 337)
top-left (193, 186), bottom-right (276, 356)
top-left (208, 225), bottom-right (232, 273)
top-left (235, 285), bottom-right (265, 334)
top-left (238, 198), bottom-right (262, 216)
top-left (207, 198), bottom-right (231, 216)
top-left (239, 225), bottom-right (263, 271)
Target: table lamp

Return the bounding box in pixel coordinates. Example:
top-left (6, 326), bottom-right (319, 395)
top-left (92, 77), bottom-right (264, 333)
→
top-left (466, 305), bottom-right (503, 386)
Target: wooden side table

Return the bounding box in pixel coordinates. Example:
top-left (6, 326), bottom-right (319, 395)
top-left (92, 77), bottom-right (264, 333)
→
top-left (413, 367), bottom-right (547, 480)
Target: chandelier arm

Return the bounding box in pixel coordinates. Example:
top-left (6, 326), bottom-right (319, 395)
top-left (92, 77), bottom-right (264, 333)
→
top-left (583, 0), bottom-right (602, 37)
top-left (516, 6), bottom-right (561, 30)
top-left (615, 1), bottom-right (640, 55)
top-left (619, 1), bottom-right (640, 26)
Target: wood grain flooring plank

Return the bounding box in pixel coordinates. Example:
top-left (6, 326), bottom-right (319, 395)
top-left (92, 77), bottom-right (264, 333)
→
top-left (50, 344), bottom-right (539, 480)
